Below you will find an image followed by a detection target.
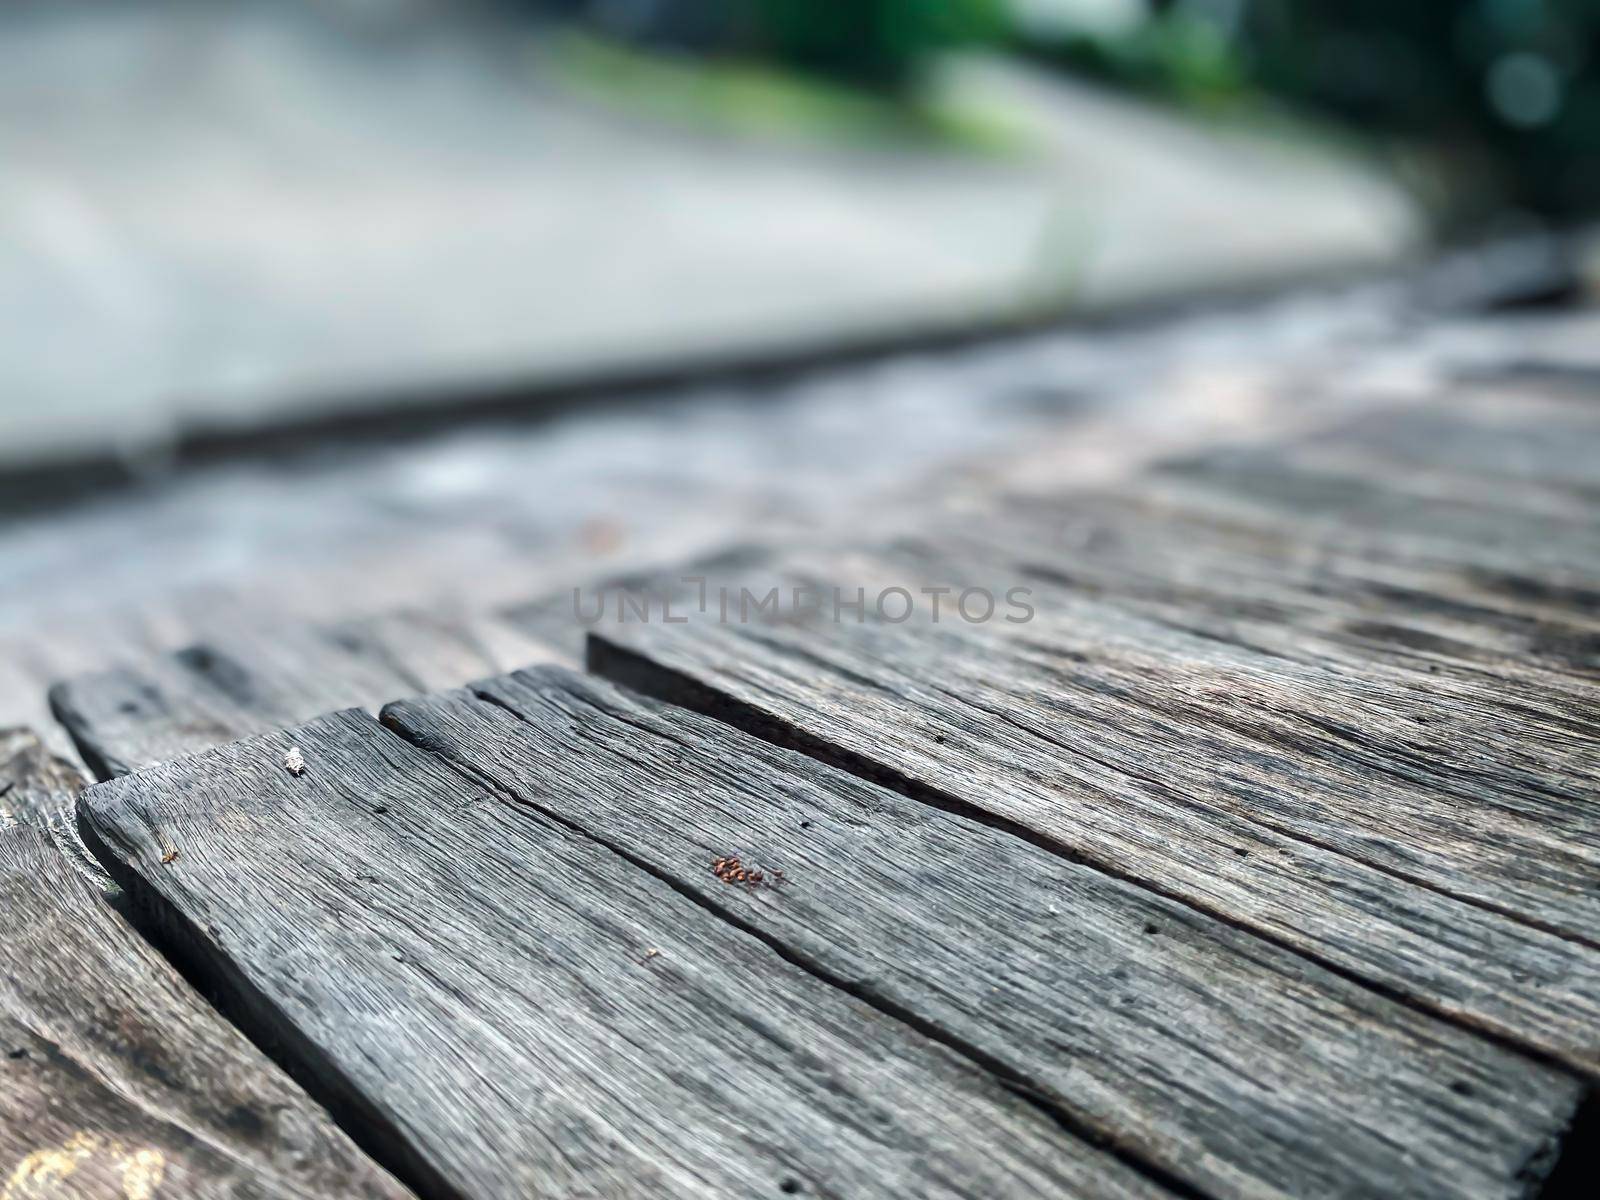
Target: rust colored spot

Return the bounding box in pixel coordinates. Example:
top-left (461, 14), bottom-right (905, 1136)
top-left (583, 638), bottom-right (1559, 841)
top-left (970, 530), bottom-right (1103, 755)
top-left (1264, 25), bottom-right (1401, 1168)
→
top-left (710, 855), bottom-right (784, 890)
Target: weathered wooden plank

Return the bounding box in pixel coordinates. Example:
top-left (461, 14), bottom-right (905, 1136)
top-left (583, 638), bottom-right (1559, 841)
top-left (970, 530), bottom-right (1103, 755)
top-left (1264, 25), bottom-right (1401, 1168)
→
top-left (1135, 445), bottom-right (1600, 599)
top-left (79, 708), bottom-right (1158, 1200)
top-left (1, 728), bottom-right (109, 890)
top-left (1017, 460), bottom-right (1600, 633)
top-left (590, 583), bottom-right (1600, 1076)
top-left (385, 665), bottom-right (1587, 1200)
top-left (0, 729), bottom-right (407, 1200)
top-left (1278, 422), bottom-right (1600, 522)
top-left (863, 509), bottom-right (1600, 786)
top-left (1193, 391), bottom-right (1600, 525)
top-left (316, 608), bottom-right (559, 697)
top-left (851, 536), bottom-right (1600, 888)
top-left (884, 509), bottom-right (1600, 735)
top-left (1315, 395), bottom-right (1600, 490)
top-left (50, 657), bottom-right (266, 782)
top-left (567, 506), bottom-right (1600, 899)
top-left (822, 494), bottom-right (1600, 853)
top-left (499, 544), bottom-right (774, 661)
top-left (51, 607), bottom-right (555, 780)
top-left (585, 399), bottom-right (1600, 1075)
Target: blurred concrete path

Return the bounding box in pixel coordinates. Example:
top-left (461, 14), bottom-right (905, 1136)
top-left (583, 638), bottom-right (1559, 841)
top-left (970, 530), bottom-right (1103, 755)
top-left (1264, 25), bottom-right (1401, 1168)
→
top-left (0, 2), bottom-right (1421, 471)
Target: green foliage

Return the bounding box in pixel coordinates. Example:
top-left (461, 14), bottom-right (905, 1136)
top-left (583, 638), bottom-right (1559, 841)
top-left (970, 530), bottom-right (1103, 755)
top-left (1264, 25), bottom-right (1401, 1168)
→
top-left (549, 30), bottom-right (1028, 153)
top-left (1012, 1), bottom-right (1600, 220)
top-left (559, 0), bottom-right (1600, 218)
top-left (1019, 11), bottom-right (1248, 107)
top-left (743, 0), bottom-right (1007, 86)
top-left (1239, 1), bottom-right (1600, 217)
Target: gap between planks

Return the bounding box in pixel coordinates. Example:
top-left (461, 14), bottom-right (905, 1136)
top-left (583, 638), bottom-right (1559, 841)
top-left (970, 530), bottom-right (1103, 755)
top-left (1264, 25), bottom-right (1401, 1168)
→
top-left (79, 707), bottom-right (1167, 1200)
top-left (586, 624), bottom-right (1600, 1086)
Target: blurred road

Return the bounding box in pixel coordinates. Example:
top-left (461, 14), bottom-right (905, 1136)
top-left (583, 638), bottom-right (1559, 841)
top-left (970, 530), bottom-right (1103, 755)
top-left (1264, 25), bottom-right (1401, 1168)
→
top-left (0, 1), bottom-right (1420, 470)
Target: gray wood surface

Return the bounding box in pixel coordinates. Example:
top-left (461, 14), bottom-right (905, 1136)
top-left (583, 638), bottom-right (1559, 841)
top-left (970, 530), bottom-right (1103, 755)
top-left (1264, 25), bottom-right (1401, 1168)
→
top-left (847, 535), bottom-right (1600, 938)
top-left (1311, 391), bottom-right (1600, 493)
top-left (28, 292), bottom-right (1600, 1197)
top-left (4, 273), bottom-right (1270, 756)
top-left (79, 708), bottom-right (1158, 1200)
top-left (589, 557), bottom-right (1600, 1077)
top-left (913, 491), bottom-right (1600, 710)
top-left (51, 608), bottom-right (556, 780)
top-left (384, 665), bottom-right (1585, 1200)
top-left (1, 727), bottom-right (110, 891)
top-left (501, 544), bottom-right (775, 662)
top-left (1136, 439), bottom-right (1600, 600)
top-left (0, 729), bottom-right (407, 1200)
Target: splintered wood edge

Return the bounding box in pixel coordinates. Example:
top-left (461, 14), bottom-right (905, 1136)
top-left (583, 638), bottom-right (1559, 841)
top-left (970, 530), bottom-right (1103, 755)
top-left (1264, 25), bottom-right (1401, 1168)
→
top-left (1, 726), bottom-right (112, 892)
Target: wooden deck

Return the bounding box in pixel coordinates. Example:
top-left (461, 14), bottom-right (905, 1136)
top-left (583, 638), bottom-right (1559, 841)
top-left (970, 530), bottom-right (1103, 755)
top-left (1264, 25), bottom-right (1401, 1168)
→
top-left (5, 292), bottom-right (1600, 1197)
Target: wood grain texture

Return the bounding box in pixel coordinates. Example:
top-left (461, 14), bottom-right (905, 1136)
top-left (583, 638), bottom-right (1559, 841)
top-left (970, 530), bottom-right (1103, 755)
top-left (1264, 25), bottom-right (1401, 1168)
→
top-left (79, 708), bottom-right (1156, 1200)
top-left (3, 261), bottom-right (1274, 748)
top-left (1311, 393), bottom-right (1600, 494)
top-left (500, 544), bottom-right (774, 661)
top-left (1, 728), bottom-right (109, 891)
top-left (935, 487), bottom-right (1600, 694)
top-left (841, 536), bottom-right (1600, 933)
top-left (51, 608), bottom-right (556, 780)
top-left (385, 665), bottom-right (1585, 1200)
top-left (1135, 443), bottom-right (1600, 601)
top-left (589, 584), bottom-right (1600, 1077)
top-left (0, 729), bottom-right (407, 1200)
